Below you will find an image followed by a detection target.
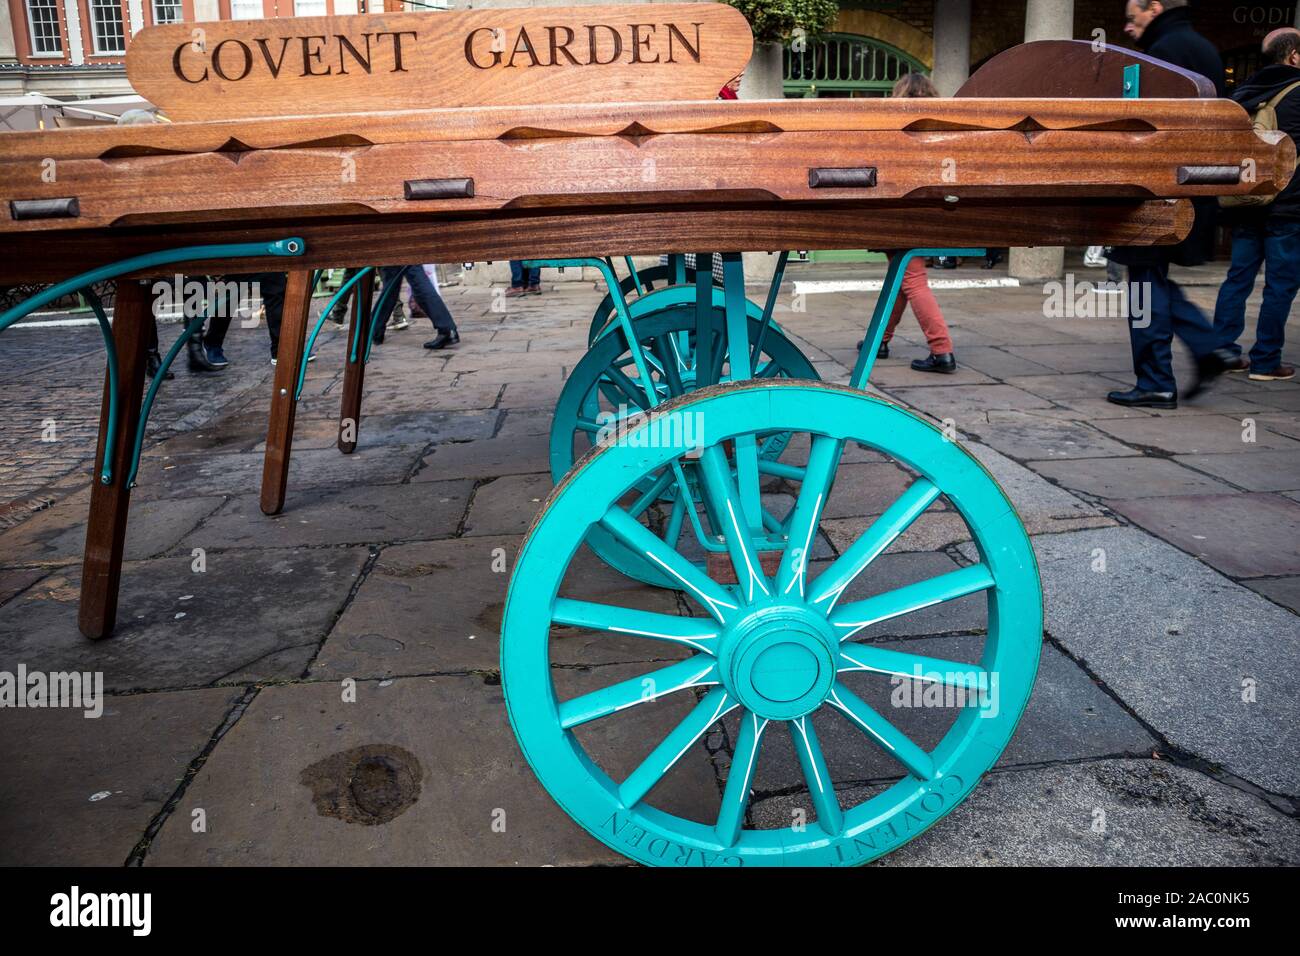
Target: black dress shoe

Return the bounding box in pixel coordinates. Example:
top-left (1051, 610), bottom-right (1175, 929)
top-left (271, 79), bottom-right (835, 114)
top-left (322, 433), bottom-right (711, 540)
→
top-left (424, 328), bottom-right (460, 350)
top-left (187, 334), bottom-right (218, 372)
top-left (877, 343), bottom-right (889, 359)
top-left (911, 352), bottom-right (956, 373)
top-left (1107, 387), bottom-right (1176, 409)
top-left (1184, 348), bottom-right (1233, 400)
top-left (145, 349), bottom-right (173, 380)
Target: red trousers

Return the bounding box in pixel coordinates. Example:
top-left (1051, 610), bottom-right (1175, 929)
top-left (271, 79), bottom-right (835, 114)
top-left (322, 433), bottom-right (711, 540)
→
top-left (880, 257), bottom-right (954, 355)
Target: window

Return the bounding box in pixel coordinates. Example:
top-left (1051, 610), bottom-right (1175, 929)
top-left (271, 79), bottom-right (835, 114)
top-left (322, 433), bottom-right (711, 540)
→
top-left (89, 0), bottom-right (126, 55)
top-left (230, 0), bottom-right (263, 20)
top-left (294, 0), bottom-right (327, 15)
top-left (152, 0), bottom-right (183, 24)
top-left (25, 0), bottom-right (63, 56)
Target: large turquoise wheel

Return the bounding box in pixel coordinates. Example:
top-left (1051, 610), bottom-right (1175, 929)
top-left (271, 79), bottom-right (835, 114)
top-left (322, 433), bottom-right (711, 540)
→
top-left (587, 280), bottom-right (764, 346)
top-left (503, 380), bottom-right (1042, 867)
top-left (552, 306), bottom-right (818, 588)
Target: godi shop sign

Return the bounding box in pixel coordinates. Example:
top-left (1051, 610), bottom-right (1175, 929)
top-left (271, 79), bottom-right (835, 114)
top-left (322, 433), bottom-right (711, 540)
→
top-left (125, 4), bottom-right (754, 120)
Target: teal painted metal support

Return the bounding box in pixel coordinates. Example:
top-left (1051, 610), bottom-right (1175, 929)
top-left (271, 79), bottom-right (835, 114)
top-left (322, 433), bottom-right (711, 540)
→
top-left (298, 266), bottom-right (373, 400)
top-left (127, 311), bottom-right (207, 488)
top-left (719, 252), bottom-right (762, 533)
top-left (848, 248), bottom-right (984, 391)
top-left (749, 251), bottom-right (789, 370)
top-left (353, 272), bottom-right (402, 365)
top-left (1123, 63), bottom-right (1140, 99)
top-left (81, 289), bottom-right (120, 485)
top-left (524, 257), bottom-right (658, 407)
top-left (624, 256), bottom-right (644, 295)
top-left (0, 238), bottom-right (305, 487)
top-left (693, 254), bottom-right (714, 388)
top-left (670, 254), bottom-right (686, 285)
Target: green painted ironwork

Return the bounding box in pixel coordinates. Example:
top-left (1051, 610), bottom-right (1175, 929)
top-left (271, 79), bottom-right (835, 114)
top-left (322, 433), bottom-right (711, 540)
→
top-left (783, 33), bottom-right (926, 97)
top-left (298, 266), bottom-right (373, 400)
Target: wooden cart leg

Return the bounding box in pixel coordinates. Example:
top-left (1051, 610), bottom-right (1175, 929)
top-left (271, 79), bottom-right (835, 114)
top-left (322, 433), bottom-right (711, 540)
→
top-left (260, 269), bottom-right (313, 516)
top-left (338, 269), bottom-right (375, 455)
top-left (79, 279), bottom-right (150, 640)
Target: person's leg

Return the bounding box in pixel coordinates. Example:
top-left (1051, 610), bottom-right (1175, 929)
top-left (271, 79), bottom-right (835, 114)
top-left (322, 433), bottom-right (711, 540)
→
top-left (1248, 218), bottom-right (1300, 374)
top-left (1127, 263), bottom-right (1177, 394)
top-left (256, 272), bottom-right (288, 360)
top-left (328, 267), bottom-right (360, 321)
top-left (1211, 224), bottom-right (1265, 358)
top-left (527, 265), bottom-right (541, 293)
top-left (404, 264), bottom-right (455, 333)
top-left (900, 259), bottom-right (953, 355)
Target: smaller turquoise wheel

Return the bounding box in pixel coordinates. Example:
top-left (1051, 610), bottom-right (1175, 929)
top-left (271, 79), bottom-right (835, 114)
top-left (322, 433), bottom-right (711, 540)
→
top-left (552, 306), bottom-right (818, 588)
top-left (503, 380), bottom-right (1042, 867)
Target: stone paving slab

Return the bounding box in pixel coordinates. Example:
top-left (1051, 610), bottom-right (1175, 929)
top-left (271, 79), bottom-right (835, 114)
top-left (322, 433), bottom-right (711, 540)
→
top-left (131, 444), bottom-right (427, 501)
top-left (0, 547), bottom-right (368, 692)
top-left (253, 409), bottom-right (501, 453)
top-left (312, 536), bottom-right (686, 678)
top-left (964, 411), bottom-right (1141, 461)
top-left (0, 491), bottom-right (223, 567)
top-left (1093, 415), bottom-right (1300, 455)
top-left (0, 686), bottom-right (242, 866)
top-left (142, 673), bottom-right (715, 865)
top-left (748, 761), bottom-right (1299, 866)
top-left (884, 384), bottom-right (1054, 425)
top-left (1029, 456), bottom-right (1236, 500)
top-left (178, 480), bottom-right (472, 551)
top-left (1172, 450), bottom-right (1300, 493)
top-left (822, 462), bottom-right (915, 519)
top-left (415, 434), bottom-right (552, 482)
top-left (1107, 493), bottom-right (1300, 579)
top-left (992, 526), bottom-right (1300, 795)
top-left (463, 473), bottom-right (553, 537)
top-left (1243, 576), bottom-right (1300, 615)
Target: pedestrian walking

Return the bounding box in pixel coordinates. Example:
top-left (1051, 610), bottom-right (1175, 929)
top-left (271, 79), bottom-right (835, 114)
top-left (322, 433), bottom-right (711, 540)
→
top-left (1107, 0), bottom-right (1233, 408)
top-left (375, 265), bottom-right (458, 350)
top-left (1210, 27), bottom-right (1300, 383)
top-left (874, 73), bottom-right (958, 374)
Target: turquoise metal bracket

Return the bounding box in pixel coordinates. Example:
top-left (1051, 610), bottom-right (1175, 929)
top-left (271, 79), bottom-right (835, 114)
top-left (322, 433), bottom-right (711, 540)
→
top-left (525, 258), bottom-right (659, 408)
top-left (1123, 63), bottom-right (1140, 99)
top-left (0, 238), bottom-right (305, 486)
top-left (848, 248), bottom-right (984, 391)
top-left (361, 272), bottom-right (404, 365)
top-left (297, 266), bottom-right (373, 400)
top-left (749, 251), bottom-right (789, 371)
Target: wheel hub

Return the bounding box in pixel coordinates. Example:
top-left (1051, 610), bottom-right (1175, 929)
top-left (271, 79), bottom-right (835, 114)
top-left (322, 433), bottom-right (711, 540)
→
top-left (720, 606), bottom-right (837, 720)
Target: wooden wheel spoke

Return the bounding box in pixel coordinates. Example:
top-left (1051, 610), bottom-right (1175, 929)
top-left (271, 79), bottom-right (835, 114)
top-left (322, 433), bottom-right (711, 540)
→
top-left (600, 505), bottom-right (739, 623)
top-left (809, 478), bottom-right (941, 611)
top-left (715, 710), bottom-right (769, 846)
top-left (553, 597), bottom-right (720, 654)
top-left (827, 681), bottom-right (936, 781)
top-left (619, 687), bottom-right (737, 808)
top-left (776, 434), bottom-right (840, 599)
top-left (696, 445), bottom-right (771, 604)
top-left (558, 656), bottom-right (718, 731)
top-left (790, 715), bottom-right (843, 836)
top-left (828, 563), bottom-right (995, 640)
top-left (839, 642), bottom-right (988, 692)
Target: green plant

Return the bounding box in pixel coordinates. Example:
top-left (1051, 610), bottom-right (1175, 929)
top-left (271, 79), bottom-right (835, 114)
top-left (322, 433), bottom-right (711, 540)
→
top-left (727, 0), bottom-right (840, 45)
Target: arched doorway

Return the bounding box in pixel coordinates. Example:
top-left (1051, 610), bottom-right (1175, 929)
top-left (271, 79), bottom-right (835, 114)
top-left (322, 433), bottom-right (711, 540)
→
top-left (784, 34), bottom-right (927, 98)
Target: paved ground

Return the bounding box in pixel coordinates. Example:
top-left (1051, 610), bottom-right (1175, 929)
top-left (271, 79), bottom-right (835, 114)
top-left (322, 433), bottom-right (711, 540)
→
top-left (0, 263), bottom-right (1296, 866)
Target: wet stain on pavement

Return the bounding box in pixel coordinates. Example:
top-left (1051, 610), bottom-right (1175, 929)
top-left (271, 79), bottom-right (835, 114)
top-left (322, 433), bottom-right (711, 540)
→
top-left (300, 744), bottom-right (422, 826)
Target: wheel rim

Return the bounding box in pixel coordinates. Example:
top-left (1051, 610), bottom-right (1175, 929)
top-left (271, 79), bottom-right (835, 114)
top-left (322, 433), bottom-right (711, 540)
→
top-left (552, 307), bottom-right (819, 587)
top-left (506, 380), bottom-right (1042, 866)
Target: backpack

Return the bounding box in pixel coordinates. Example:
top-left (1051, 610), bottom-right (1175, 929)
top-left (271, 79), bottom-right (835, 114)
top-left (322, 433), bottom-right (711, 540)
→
top-left (1221, 80), bottom-right (1300, 209)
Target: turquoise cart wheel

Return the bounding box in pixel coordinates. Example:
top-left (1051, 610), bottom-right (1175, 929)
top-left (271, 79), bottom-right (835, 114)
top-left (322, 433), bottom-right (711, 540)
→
top-left (503, 380), bottom-right (1042, 867)
top-left (588, 280), bottom-right (765, 347)
top-left (552, 306), bottom-right (819, 588)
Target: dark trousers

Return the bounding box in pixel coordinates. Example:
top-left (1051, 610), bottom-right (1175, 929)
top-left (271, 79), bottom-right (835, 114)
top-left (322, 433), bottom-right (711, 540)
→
top-left (1212, 219), bottom-right (1300, 373)
top-left (204, 272), bottom-right (287, 357)
top-left (327, 267), bottom-right (365, 319)
top-left (377, 266), bottom-right (454, 334)
top-left (1126, 262), bottom-right (1218, 393)
top-left (509, 261), bottom-right (539, 287)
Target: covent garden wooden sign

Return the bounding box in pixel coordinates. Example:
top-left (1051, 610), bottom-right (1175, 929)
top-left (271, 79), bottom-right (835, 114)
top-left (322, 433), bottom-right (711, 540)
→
top-left (125, 3), bottom-right (755, 119)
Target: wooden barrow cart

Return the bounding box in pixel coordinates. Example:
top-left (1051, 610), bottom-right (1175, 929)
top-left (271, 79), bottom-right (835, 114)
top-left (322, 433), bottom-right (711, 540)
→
top-left (0, 5), bottom-right (1292, 866)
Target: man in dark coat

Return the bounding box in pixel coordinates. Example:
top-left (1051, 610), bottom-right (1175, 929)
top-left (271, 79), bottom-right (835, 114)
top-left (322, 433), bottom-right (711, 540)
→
top-left (1107, 0), bottom-right (1231, 408)
top-left (1210, 28), bottom-right (1300, 382)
